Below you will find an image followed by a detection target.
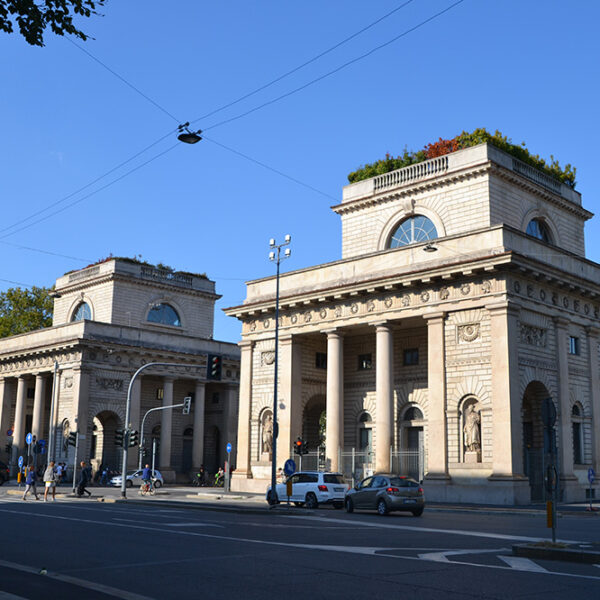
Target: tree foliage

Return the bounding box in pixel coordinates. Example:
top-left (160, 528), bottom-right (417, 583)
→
top-left (0, 286), bottom-right (54, 338)
top-left (347, 128), bottom-right (577, 188)
top-left (0, 0), bottom-right (105, 46)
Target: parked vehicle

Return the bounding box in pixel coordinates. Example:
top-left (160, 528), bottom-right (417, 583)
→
top-left (0, 461), bottom-right (9, 485)
top-left (109, 469), bottom-right (164, 488)
top-left (345, 474), bottom-right (424, 516)
top-left (266, 471), bottom-right (347, 509)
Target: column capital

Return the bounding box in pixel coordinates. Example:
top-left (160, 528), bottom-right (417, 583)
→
top-left (372, 321), bottom-right (394, 331)
top-left (322, 328), bottom-right (344, 337)
top-left (163, 376), bottom-right (175, 383)
top-left (424, 310), bottom-right (446, 323)
top-left (485, 301), bottom-right (520, 317)
top-left (553, 316), bottom-right (570, 329)
top-left (238, 340), bottom-right (255, 349)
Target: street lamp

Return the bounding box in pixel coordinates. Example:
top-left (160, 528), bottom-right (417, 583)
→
top-left (266, 234), bottom-right (291, 505)
top-left (177, 122), bottom-right (202, 144)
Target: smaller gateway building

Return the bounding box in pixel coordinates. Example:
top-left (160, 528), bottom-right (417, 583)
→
top-left (0, 258), bottom-right (240, 482)
top-left (226, 142), bottom-right (600, 504)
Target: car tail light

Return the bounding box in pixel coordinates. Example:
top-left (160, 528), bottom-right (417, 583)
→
top-left (418, 487), bottom-right (424, 494)
top-left (318, 485), bottom-right (328, 492)
top-left (386, 487), bottom-right (399, 494)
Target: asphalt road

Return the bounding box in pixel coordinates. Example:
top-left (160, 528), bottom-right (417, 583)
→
top-left (0, 494), bottom-right (598, 599)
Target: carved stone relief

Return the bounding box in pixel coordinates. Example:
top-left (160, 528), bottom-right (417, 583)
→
top-left (440, 287), bottom-right (450, 300)
top-left (319, 308), bottom-right (327, 319)
top-left (401, 294), bottom-right (411, 307)
top-left (384, 296), bottom-right (393, 308)
top-left (460, 283), bottom-right (471, 296)
top-left (350, 303), bottom-right (359, 314)
top-left (481, 281), bottom-right (491, 294)
top-left (96, 377), bottom-right (124, 391)
top-left (366, 300), bottom-right (375, 312)
top-left (261, 351), bottom-right (275, 366)
top-left (303, 311), bottom-right (312, 323)
top-left (457, 323), bottom-right (480, 343)
top-left (462, 399), bottom-right (481, 462)
top-left (420, 291), bottom-right (430, 303)
top-left (520, 323), bottom-right (547, 347)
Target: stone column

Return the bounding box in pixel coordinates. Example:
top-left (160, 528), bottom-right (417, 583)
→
top-left (278, 335), bottom-right (302, 469)
top-left (586, 327), bottom-right (600, 471)
top-left (554, 317), bottom-right (577, 492)
top-left (232, 341), bottom-right (253, 482)
top-left (224, 386), bottom-right (239, 468)
top-left (127, 378), bottom-right (141, 469)
top-left (192, 381), bottom-right (206, 470)
top-left (424, 313), bottom-right (448, 481)
top-left (160, 377), bottom-right (174, 480)
top-left (31, 374), bottom-right (47, 442)
top-left (72, 369), bottom-right (90, 465)
top-left (0, 378), bottom-right (14, 462)
top-left (375, 323), bottom-right (393, 472)
top-left (12, 376), bottom-right (27, 472)
top-left (488, 303), bottom-right (523, 477)
top-left (326, 330), bottom-right (344, 472)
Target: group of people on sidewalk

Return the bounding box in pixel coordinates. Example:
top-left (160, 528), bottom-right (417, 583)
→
top-left (22, 460), bottom-right (94, 501)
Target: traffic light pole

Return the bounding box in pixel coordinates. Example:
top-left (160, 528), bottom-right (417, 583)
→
top-left (138, 403), bottom-right (186, 470)
top-left (72, 431), bottom-right (79, 494)
top-left (120, 361), bottom-right (202, 499)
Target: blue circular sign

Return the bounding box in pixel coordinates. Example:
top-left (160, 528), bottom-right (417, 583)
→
top-left (26, 433), bottom-right (33, 445)
top-left (284, 459), bottom-right (296, 476)
top-left (7, 429), bottom-right (13, 437)
top-left (226, 443), bottom-right (232, 453)
top-left (17, 456), bottom-right (23, 468)
top-left (589, 468), bottom-right (596, 484)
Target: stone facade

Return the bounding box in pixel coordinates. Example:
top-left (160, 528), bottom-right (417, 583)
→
top-left (226, 143), bottom-right (600, 504)
top-left (0, 259), bottom-right (239, 483)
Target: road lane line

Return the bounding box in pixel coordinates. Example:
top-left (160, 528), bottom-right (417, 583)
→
top-left (0, 558), bottom-right (153, 600)
top-left (498, 556), bottom-right (549, 572)
top-left (0, 592), bottom-right (28, 600)
top-left (419, 548), bottom-right (509, 562)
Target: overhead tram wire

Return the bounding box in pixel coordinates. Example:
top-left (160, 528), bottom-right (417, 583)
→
top-left (187, 0), bottom-right (415, 126)
top-left (202, 0), bottom-right (466, 133)
top-left (0, 240), bottom-right (93, 263)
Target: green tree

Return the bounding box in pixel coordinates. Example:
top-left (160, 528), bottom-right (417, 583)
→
top-left (0, 0), bottom-right (105, 47)
top-left (0, 286), bottom-right (54, 338)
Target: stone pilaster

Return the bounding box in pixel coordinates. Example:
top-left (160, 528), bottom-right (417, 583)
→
top-left (326, 330), bottom-right (344, 472)
top-left (160, 377), bottom-right (175, 481)
top-left (375, 323), bottom-right (393, 472)
top-left (31, 374), bottom-right (47, 442)
top-left (586, 327), bottom-right (600, 472)
top-left (232, 341), bottom-right (253, 482)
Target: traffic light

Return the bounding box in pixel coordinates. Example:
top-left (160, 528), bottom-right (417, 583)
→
top-left (294, 437), bottom-right (303, 455)
top-left (182, 396), bottom-right (192, 415)
top-left (128, 430), bottom-right (139, 447)
top-left (37, 440), bottom-right (47, 455)
top-left (115, 429), bottom-right (124, 448)
top-left (207, 354), bottom-right (222, 380)
top-left (4, 444), bottom-right (11, 454)
top-left (67, 432), bottom-right (78, 447)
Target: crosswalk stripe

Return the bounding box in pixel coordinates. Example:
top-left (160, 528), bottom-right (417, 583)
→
top-left (498, 555), bottom-right (549, 572)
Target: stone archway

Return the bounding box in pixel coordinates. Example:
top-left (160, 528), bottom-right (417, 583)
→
top-left (522, 381), bottom-right (552, 502)
top-left (91, 410), bottom-right (122, 472)
top-left (302, 395), bottom-right (326, 469)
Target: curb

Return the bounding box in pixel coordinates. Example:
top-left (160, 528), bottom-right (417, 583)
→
top-left (513, 543), bottom-right (600, 564)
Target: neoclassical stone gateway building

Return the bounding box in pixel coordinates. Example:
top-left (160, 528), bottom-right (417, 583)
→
top-left (0, 259), bottom-right (239, 482)
top-left (226, 143), bottom-right (600, 504)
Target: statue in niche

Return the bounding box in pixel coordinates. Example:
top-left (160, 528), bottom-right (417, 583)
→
top-left (262, 413), bottom-right (273, 456)
top-left (463, 403), bottom-right (481, 461)
top-left (62, 419), bottom-right (71, 453)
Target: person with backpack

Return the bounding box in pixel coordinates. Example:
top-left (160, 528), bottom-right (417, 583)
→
top-left (22, 465), bottom-right (40, 501)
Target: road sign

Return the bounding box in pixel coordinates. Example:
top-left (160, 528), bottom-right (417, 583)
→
top-left (7, 429), bottom-right (13, 437)
top-left (589, 468), bottom-right (596, 484)
top-left (26, 433), bottom-right (33, 445)
top-left (226, 442), bottom-right (232, 454)
top-left (17, 456), bottom-right (23, 468)
top-left (284, 459), bottom-right (296, 476)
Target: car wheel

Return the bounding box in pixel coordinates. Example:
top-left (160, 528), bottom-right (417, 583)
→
top-left (377, 499), bottom-right (389, 516)
top-left (345, 498), bottom-right (354, 513)
top-left (126, 480), bottom-right (133, 488)
top-left (411, 507), bottom-right (424, 517)
top-left (333, 502), bottom-right (343, 509)
top-left (305, 493), bottom-right (318, 510)
top-left (293, 502), bottom-right (304, 507)
top-left (154, 480), bottom-right (162, 489)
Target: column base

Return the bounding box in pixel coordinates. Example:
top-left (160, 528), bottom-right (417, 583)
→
top-left (159, 467), bottom-right (176, 484)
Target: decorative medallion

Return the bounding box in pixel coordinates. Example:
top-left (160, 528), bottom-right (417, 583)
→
top-left (527, 285), bottom-right (534, 298)
top-left (261, 351), bottom-right (275, 366)
top-left (366, 300), bottom-right (375, 312)
top-left (584, 304), bottom-right (590, 315)
top-left (401, 294), bottom-right (411, 307)
top-left (461, 283), bottom-right (471, 296)
top-left (457, 323), bottom-right (480, 343)
top-left (574, 300), bottom-right (580, 312)
top-left (64, 377), bottom-right (73, 389)
top-left (250, 321), bottom-right (257, 332)
top-left (350, 303), bottom-right (359, 314)
top-left (540, 289), bottom-right (546, 301)
top-left (562, 297), bottom-right (569, 309)
top-left (115, 355), bottom-right (122, 363)
top-left (552, 293), bottom-right (558, 305)
top-left (420, 291), bottom-right (430, 303)
top-left (291, 314), bottom-right (298, 324)
top-left (303, 311), bottom-right (312, 323)
top-left (514, 281), bottom-right (521, 293)
top-left (520, 324), bottom-right (547, 347)
top-left (482, 281), bottom-right (491, 294)
top-left (319, 308), bottom-right (327, 319)
top-left (440, 287), bottom-right (450, 300)
top-left (334, 306), bottom-right (342, 318)
top-left (263, 319), bottom-right (270, 329)
top-left (595, 306), bottom-right (600, 319)
top-left (384, 296), bottom-right (393, 308)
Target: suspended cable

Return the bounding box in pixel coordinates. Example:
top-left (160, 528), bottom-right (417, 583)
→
top-left (0, 239), bottom-right (92, 262)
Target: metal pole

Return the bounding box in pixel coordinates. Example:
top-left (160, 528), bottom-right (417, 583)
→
top-left (138, 404), bottom-right (184, 470)
top-left (48, 361), bottom-right (59, 464)
top-left (72, 432), bottom-right (79, 494)
top-left (120, 361), bottom-right (201, 499)
top-left (270, 254), bottom-right (280, 504)
top-left (151, 438), bottom-right (157, 477)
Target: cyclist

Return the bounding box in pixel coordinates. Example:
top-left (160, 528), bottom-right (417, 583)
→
top-left (141, 463), bottom-right (153, 492)
top-left (214, 467), bottom-right (224, 487)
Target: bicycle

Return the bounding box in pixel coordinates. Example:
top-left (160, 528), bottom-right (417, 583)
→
top-left (139, 480), bottom-right (156, 496)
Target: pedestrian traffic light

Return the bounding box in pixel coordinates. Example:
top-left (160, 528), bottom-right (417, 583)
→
top-left (294, 437), bottom-right (303, 455)
top-left (301, 440), bottom-right (309, 455)
top-left (128, 430), bottom-right (139, 447)
top-left (115, 429), bottom-right (124, 448)
top-left (182, 396), bottom-right (192, 415)
top-left (67, 432), bottom-right (78, 447)
top-left (37, 439), bottom-right (46, 455)
top-left (207, 354), bottom-right (222, 380)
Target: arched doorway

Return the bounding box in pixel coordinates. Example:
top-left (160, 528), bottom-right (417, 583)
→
top-left (302, 395), bottom-right (326, 470)
top-left (91, 411), bottom-right (122, 472)
top-left (399, 405), bottom-right (425, 480)
top-left (522, 381), bottom-right (552, 502)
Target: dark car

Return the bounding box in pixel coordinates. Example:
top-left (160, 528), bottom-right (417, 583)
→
top-left (0, 461), bottom-right (10, 485)
top-left (345, 474), bottom-right (424, 516)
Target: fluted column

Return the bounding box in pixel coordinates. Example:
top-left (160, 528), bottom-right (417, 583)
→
top-left (233, 341), bottom-right (253, 479)
top-left (32, 374), bottom-right (47, 442)
top-left (192, 381), bottom-right (206, 470)
top-left (12, 376), bottom-right (27, 471)
top-left (326, 330), bottom-right (344, 472)
top-left (375, 323), bottom-right (393, 472)
top-left (159, 377), bottom-right (174, 472)
top-left (587, 327), bottom-right (600, 471)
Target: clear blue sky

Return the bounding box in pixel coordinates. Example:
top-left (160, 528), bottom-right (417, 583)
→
top-left (1, 0), bottom-right (599, 342)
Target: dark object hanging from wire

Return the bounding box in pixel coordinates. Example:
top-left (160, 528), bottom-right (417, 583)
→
top-left (177, 122), bottom-right (203, 144)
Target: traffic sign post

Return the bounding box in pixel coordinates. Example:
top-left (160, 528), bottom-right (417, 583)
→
top-left (587, 468), bottom-right (597, 512)
top-left (26, 432), bottom-right (33, 467)
top-left (17, 455), bottom-right (24, 488)
top-left (225, 443), bottom-right (232, 492)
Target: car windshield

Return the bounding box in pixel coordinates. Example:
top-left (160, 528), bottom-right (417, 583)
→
top-left (323, 474), bottom-right (344, 484)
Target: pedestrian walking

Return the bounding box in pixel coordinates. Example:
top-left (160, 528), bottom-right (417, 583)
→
top-left (56, 462), bottom-right (63, 485)
top-left (43, 461), bottom-right (57, 502)
top-left (77, 461), bottom-right (92, 497)
top-left (22, 466), bottom-right (40, 501)
top-left (100, 466), bottom-right (109, 486)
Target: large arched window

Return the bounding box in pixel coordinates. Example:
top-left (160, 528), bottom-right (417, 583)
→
top-left (526, 218), bottom-right (552, 243)
top-left (147, 303), bottom-right (181, 327)
top-left (71, 302), bottom-right (91, 322)
top-left (389, 215), bottom-right (438, 248)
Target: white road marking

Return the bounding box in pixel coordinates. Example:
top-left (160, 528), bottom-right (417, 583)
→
top-left (1, 508), bottom-right (599, 582)
top-left (0, 558), bottom-right (154, 600)
top-left (162, 522), bottom-right (223, 528)
top-left (0, 592), bottom-right (28, 599)
top-left (418, 548), bottom-right (509, 562)
top-left (498, 556), bottom-right (549, 573)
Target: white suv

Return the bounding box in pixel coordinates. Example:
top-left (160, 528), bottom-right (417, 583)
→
top-left (266, 471), bottom-right (348, 509)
